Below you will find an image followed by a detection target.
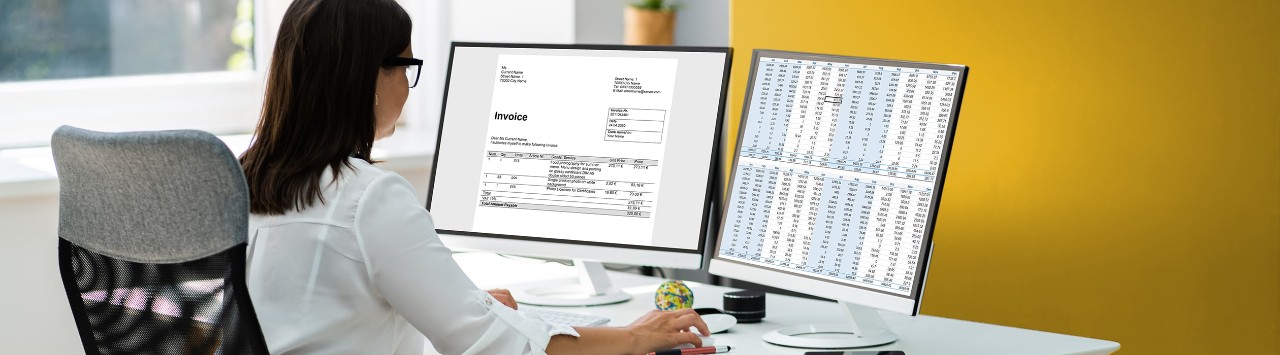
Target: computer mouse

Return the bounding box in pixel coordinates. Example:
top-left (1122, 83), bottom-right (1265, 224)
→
top-left (694, 308), bottom-right (738, 334)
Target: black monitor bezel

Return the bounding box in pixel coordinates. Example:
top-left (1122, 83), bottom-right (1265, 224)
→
top-left (711, 49), bottom-right (969, 315)
top-left (425, 42), bottom-right (733, 257)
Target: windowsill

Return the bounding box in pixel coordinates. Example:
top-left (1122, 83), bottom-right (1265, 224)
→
top-left (0, 128), bottom-right (437, 201)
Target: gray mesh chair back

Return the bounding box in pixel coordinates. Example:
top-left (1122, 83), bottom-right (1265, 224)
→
top-left (51, 126), bottom-right (268, 355)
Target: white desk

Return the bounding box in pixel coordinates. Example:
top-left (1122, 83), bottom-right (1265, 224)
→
top-left (436, 253), bottom-right (1119, 355)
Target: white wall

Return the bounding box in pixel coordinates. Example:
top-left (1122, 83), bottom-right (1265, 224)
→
top-left (0, 194), bottom-right (79, 354)
top-left (450, 0), bottom-right (728, 47)
top-left (451, 0), bottom-right (577, 43)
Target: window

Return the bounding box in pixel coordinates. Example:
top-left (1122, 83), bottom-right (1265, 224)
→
top-left (0, 0), bottom-right (263, 149)
top-left (0, 0), bottom-right (254, 83)
top-left (0, 0), bottom-right (445, 150)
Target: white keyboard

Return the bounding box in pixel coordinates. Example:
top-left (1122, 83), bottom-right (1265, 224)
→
top-left (520, 308), bottom-right (611, 327)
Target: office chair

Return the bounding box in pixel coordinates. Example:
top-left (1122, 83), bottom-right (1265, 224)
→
top-left (51, 126), bottom-right (268, 354)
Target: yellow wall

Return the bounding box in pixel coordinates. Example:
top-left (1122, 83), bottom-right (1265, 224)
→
top-left (726, 1), bottom-right (1279, 353)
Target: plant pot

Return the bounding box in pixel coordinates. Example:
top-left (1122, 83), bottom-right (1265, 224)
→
top-left (624, 6), bottom-right (675, 45)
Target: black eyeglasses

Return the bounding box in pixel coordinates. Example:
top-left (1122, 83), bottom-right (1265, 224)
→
top-left (384, 57), bottom-right (424, 88)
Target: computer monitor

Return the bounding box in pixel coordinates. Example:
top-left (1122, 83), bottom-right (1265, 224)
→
top-left (426, 43), bottom-right (732, 306)
top-left (709, 50), bottom-right (968, 347)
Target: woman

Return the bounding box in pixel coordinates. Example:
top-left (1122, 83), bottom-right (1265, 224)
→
top-left (238, 0), bottom-right (708, 354)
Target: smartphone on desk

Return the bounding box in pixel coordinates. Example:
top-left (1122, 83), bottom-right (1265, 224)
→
top-left (803, 348), bottom-right (906, 351)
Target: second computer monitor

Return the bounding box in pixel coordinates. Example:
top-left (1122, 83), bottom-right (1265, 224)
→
top-left (426, 43), bottom-right (731, 304)
top-left (710, 49), bottom-right (968, 347)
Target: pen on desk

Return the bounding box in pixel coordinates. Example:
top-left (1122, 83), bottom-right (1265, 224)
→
top-left (647, 345), bottom-right (731, 355)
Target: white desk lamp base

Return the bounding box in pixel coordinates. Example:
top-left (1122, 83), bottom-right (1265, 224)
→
top-left (762, 301), bottom-right (898, 348)
top-left (513, 260), bottom-right (633, 307)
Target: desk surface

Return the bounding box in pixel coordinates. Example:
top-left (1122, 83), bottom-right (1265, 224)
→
top-left (441, 253), bottom-right (1119, 355)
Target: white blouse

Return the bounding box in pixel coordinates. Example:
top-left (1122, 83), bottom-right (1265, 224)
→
top-left (245, 158), bottom-right (577, 354)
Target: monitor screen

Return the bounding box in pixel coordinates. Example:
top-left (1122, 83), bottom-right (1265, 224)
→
top-left (427, 43), bottom-right (730, 255)
top-left (713, 50), bottom-right (967, 312)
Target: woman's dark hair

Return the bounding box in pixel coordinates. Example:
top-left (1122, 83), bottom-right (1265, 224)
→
top-left (240, 0), bottom-right (412, 215)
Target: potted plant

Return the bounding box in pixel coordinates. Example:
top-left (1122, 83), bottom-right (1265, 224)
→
top-left (625, 0), bottom-right (678, 45)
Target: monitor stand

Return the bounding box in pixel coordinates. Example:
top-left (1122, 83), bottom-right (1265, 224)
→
top-left (762, 301), bottom-right (898, 348)
top-left (513, 260), bottom-right (633, 307)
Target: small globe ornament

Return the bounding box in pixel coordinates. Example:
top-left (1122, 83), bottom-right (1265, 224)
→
top-left (654, 280), bottom-right (694, 310)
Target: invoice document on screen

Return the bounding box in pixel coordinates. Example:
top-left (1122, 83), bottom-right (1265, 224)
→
top-left (470, 54), bottom-right (679, 246)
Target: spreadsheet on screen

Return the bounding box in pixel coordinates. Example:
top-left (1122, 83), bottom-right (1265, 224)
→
top-left (718, 56), bottom-right (963, 297)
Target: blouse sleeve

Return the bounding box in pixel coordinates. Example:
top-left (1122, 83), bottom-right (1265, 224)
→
top-left (352, 173), bottom-right (579, 355)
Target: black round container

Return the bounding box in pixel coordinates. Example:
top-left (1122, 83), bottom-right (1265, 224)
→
top-left (722, 290), bottom-right (765, 323)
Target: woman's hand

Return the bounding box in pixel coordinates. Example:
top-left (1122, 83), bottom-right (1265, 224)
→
top-left (624, 309), bottom-right (711, 351)
top-left (487, 288), bottom-right (518, 309)
top-left (546, 309), bottom-right (710, 355)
